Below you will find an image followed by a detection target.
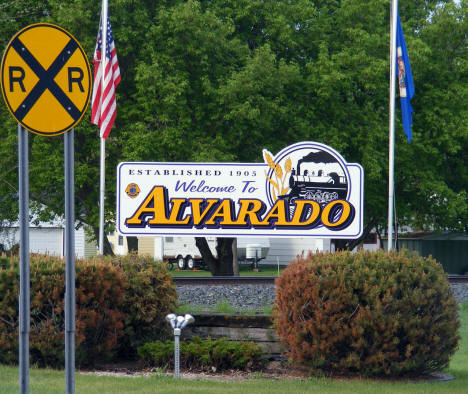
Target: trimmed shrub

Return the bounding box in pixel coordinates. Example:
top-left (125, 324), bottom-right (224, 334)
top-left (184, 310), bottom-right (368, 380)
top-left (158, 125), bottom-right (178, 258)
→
top-left (274, 250), bottom-right (460, 376)
top-left (74, 257), bottom-right (127, 365)
top-left (111, 253), bottom-right (178, 358)
top-left (138, 336), bottom-right (264, 371)
top-left (0, 257), bottom-right (21, 364)
top-left (0, 253), bottom-right (176, 367)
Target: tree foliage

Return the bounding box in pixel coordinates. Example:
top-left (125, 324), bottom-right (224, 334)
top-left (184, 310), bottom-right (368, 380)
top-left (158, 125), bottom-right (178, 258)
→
top-left (0, 1), bottom-right (467, 268)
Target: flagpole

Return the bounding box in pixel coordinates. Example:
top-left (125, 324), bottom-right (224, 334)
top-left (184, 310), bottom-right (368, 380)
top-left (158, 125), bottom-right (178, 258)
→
top-left (99, 138), bottom-right (105, 255)
top-left (99, 0), bottom-right (108, 255)
top-left (388, 0), bottom-right (398, 251)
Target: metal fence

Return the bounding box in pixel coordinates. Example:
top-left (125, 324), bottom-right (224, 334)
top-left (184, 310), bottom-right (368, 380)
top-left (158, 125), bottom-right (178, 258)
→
top-left (384, 238), bottom-right (468, 275)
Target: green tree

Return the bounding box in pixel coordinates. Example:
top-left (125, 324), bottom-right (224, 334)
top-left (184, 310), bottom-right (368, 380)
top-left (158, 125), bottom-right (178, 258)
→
top-left (0, 0), bottom-right (115, 252)
top-left (0, 0), bottom-right (467, 272)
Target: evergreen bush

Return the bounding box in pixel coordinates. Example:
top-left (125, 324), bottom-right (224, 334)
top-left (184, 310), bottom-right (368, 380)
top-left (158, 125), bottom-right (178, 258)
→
top-left (138, 336), bottom-right (264, 371)
top-left (0, 253), bottom-right (176, 367)
top-left (112, 253), bottom-right (178, 359)
top-left (274, 250), bottom-right (460, 376)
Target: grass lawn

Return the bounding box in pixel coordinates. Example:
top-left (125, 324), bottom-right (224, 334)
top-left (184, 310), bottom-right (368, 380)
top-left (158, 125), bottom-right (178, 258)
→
top-left (1, 302), bottom-right (467, 393)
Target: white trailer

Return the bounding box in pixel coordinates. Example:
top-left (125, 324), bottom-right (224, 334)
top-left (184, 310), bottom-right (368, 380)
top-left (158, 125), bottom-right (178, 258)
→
top-left (163, 236), bottom-right (217, 269)
top-left (110, 234), bottom-right (271, 270)
top-left (262, 238), bottom-right (331, 265)
top-left (110, 233), bottom-right (380, 270)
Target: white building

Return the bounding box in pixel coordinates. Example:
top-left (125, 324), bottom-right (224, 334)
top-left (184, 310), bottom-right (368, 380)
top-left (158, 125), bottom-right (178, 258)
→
top-left (0, 217), bottom-right (97, 258)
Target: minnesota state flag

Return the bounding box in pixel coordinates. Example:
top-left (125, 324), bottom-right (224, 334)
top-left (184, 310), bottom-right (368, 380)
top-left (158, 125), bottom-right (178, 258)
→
top-left (396, 14), bottom-right (415, 142)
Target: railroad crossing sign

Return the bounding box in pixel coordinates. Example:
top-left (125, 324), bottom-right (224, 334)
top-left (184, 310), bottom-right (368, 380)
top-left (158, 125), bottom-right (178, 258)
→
top-left (1, 23), bottom-right (91, 136)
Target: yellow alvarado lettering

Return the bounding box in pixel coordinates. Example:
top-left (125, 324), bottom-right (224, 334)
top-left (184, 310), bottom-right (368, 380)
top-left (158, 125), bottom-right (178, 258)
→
top-left (321, 200), bottom-right (355, 230)
top-left (288, 200), bottom-right (321, 227)
top-left (189, 198), bottom-right (218, 226)
top-left (125, 186), bottom-right (190, 227)
top-left (235, 199), bottom-right (266, 227)
top-left (204, 199), bottom-right (237, 226)
top-left (125, 186), bottom-right (355, 230)
top-left (258, 200), bottom-right (289, 227)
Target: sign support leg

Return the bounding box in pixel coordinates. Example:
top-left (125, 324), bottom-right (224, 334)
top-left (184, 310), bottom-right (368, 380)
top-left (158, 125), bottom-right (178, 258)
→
top-left (18, 124), bottom-right (30, 394)
top-left (65, 128), bottom-right (75, 394)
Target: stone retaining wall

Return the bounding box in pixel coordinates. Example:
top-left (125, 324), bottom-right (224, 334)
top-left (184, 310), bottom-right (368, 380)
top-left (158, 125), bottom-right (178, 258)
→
top-left (182, 313), bottom-right (282, 358)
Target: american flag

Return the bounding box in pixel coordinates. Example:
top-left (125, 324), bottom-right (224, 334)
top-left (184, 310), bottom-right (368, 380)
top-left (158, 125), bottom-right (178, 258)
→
top-left (91, 14), bottom-right (121, 139)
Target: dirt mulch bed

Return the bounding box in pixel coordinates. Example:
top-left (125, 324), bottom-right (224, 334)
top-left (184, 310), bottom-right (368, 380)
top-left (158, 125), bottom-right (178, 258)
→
top-left (80, 360), bottom-right (307, 380)
top-left (79, 360), bottom-right (453, 383)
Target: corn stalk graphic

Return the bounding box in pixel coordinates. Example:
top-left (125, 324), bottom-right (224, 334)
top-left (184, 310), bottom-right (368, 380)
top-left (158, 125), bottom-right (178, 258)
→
top-left (263, 150), bottom-right (292, 201)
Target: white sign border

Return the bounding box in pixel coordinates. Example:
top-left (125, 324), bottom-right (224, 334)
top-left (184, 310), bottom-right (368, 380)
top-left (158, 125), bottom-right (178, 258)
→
top-left (117, 145), bottom-right (364, 239)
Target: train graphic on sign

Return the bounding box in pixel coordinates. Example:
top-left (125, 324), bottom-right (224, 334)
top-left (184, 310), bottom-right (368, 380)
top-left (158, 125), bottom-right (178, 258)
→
top-left (263, 143), bottom-right (350, 217)
top-left (282, 150), bottom-right (348, 205)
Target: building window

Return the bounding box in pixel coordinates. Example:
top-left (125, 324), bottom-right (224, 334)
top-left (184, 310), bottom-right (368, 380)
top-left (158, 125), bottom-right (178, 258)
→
top-left (166, 237), bottom-right (174, 243)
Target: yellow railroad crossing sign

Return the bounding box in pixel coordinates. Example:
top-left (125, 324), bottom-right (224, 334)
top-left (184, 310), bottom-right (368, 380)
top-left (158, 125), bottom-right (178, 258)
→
top-left (1, 23), bottom-right (91, 136)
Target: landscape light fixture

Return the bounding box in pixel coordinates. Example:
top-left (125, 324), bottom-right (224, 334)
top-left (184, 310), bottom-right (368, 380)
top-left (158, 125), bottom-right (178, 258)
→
top-left (165, 313), bottom-right (195, 379)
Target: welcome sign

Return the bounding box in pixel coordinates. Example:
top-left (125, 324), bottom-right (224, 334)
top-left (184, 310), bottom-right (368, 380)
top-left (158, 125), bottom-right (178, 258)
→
top-left (117, 142), bottom-right (363, 238)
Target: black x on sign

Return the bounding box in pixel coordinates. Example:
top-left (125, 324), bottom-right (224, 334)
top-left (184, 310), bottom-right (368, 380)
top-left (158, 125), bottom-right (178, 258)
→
top-left (1, 23), bottom-right (91, 136)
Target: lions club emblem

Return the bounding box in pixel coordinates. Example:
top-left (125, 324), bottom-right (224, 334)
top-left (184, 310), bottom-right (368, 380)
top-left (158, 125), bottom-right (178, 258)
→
top-left (126, 183), bottom-right (140, 198)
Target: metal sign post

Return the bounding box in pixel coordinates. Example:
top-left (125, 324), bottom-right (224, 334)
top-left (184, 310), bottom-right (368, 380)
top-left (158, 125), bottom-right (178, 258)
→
top-left (64, 128), bottom-right (75, 394)
top-left (1, 24), bottom-right (91, 394)
top-left (18, 124), bottom-right (30, 394)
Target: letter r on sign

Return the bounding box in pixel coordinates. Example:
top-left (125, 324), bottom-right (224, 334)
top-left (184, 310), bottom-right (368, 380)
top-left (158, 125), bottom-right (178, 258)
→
top-left (68, 67), bottom-right (84, 92)
top-left (9, 66), bottom-right (26, 92)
